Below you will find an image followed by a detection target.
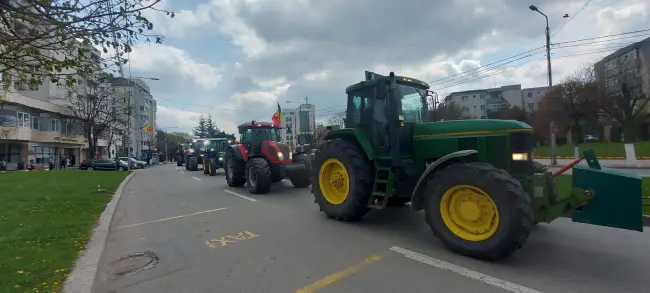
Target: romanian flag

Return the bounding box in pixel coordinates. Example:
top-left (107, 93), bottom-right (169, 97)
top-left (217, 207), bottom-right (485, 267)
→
top-left (271, 102), bottom-right (283, 126)
top-left (143, 124), bottom-right (153, 132)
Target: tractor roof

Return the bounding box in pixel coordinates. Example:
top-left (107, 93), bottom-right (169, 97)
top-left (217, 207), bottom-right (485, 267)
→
top-left (237, 121), bottom-right (278, 128)
top-left (345, 75), bottom-right (430, 93)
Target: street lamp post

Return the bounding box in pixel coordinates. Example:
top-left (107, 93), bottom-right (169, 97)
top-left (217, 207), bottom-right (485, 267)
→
top-left (164, 126), bottom-right (178, 163)
top-left (529, 4), bottom-right (557, 166)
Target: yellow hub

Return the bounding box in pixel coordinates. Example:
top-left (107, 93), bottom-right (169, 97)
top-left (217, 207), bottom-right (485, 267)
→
top-left (440, 185), bottom-right (500, 242)
top-left (318, 158), bottom-right (350, 204)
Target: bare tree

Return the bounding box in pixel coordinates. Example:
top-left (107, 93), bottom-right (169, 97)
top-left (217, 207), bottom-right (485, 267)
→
top-left (428, 101), bottom-right (468, 121)
top-left (60, 77), bottom-right (127, 159)
top-left (0, 0), bottom-right (174, 92)
top-left (327, 111), bottom-right (345, 128)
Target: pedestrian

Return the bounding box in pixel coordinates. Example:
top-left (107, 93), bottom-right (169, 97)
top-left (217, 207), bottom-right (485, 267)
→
top-left (60, 156), bottom-right (66, 169)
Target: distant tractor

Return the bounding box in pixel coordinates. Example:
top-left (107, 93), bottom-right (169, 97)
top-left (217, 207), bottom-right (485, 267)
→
top-left (175, 143), bottom-right (191, 167)
top-left (224, 121), bottom-right (311, 194)
top-left (310, 71), bottom-right (644, 261)
top-left (184, 138), bottom-right (209, 171)
top-left (202, 138), bottom-right (231, 176)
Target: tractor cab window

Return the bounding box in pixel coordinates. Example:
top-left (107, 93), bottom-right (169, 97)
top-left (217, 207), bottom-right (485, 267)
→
top-left (396, 84), bottom-right (427, 124)
top-left (253, 127), bottom-right (280, 142)
top-left (345, 88), bottom-right (371, 128)
top-left (239, 128), bottom-right (252, 144)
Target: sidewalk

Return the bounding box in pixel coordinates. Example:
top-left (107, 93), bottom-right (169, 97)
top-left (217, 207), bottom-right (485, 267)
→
top-left (535, 158), bottom-right (650, 169)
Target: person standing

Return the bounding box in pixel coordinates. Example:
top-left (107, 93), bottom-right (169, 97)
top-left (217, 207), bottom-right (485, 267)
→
top-left (60, 156), bottom-right (66, 169)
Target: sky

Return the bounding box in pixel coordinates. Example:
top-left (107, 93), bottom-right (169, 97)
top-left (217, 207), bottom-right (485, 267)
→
top-left (122, 0), bottom-right (649, 135)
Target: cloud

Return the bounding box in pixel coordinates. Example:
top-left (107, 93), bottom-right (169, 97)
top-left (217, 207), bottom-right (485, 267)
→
top-left (141, 0), bottom-right (213, 37)
top-left (128, 44), bottom-right (223, 89)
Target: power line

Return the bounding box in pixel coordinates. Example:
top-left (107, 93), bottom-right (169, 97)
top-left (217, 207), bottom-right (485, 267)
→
top-left (552, 0), bottom-right (593, 38)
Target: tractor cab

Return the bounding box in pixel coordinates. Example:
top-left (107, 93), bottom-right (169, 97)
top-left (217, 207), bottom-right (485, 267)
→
top-left (237, 121), bottom-right (282, 155)
top-left (201, 138), bottom-right (231, 176)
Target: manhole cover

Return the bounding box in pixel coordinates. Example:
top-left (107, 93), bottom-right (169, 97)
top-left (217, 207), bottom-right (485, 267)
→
top-left (108, 251), bottom-right (159, 276)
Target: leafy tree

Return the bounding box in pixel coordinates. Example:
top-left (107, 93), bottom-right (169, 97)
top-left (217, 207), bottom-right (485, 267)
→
top-left (192, 115), bottom-right (209, 138)
top-left (205, 115), bottom-right (220, 137)
top-left (0, 0), bottom-right (174, 92)
top-left (499, 106), bottom-right (528, 122)
top-left (428, 101), bottom-right (468, 121)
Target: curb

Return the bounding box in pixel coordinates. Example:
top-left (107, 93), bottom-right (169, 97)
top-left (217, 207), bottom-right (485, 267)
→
top-left (62, 172), bottom-right (136, 293)
top-left (562, 214), bottom-right (650, 227)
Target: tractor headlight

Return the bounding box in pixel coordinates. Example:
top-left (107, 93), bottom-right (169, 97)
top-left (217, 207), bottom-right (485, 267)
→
top-left (277, 152), bottom-right (284, 160)
top-left (219, 157), bottom-right (223, 161)
top-left (200, 154), bottom-right (204, 157)
top-left (289, 152), bottom-right (292, 161)
top-left (189, 149), bottom-right (194, 153)
top-left (512, 153), bottom-right (528, 161)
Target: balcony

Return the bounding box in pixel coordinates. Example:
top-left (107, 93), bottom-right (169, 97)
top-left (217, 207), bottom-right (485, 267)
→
top-left (0, 126), bottom-right (108, 147)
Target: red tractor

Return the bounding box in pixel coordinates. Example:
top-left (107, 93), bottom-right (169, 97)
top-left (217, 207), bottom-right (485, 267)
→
top-left (224, 121), bottom-right (311, 194)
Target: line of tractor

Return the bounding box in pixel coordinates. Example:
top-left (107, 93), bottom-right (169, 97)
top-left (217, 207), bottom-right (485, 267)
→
top-left (173, 71), bottom-right (646, 262)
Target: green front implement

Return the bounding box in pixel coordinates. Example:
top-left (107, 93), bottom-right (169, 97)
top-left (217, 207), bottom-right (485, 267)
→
top-left (531, 150), bottom-right (644, 232)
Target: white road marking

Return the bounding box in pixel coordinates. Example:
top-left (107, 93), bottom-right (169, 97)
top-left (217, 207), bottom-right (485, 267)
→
top-left (192, 176), bottom-right (201, 181)
top-left (181, 170), bottom-right (185, 173)
top-left (224, 189), bottom-right (257, 202)
top-left (390, 246), bottom-right (544, 293)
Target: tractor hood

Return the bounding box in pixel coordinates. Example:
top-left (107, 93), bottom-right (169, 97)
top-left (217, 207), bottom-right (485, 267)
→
top-left (412, 119), bottom-right (532, 138)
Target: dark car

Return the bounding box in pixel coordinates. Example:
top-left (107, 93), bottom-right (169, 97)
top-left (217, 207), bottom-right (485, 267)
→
top-left (79, 159), bottom-right (129, 171)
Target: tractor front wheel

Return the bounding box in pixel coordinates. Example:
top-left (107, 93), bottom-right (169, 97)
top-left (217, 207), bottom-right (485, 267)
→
top-left (290, 154), bottom-right (311, 188)
top-left (203, 159), bottom-right (210, 174)
top-left (176, 157), bottom-right (183, 167)
top-left (209, 159), bottom-right (218, 176)
top-left (188, 156), bottom-right (199, 171)
top-left (312, 139), bottom-right (373, 221)
top-left (422, 162), bottom-right (533, 261)
top-left (225, 152), bottom-right (246, 187)
top-left (184, 157), bottom-right (190, 170)
top-left (246, 158), bottom-right (272, 194)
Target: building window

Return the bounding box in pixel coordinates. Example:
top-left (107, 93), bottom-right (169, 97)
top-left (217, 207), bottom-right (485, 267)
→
top-left (480, 116), bottom-right (487, 119)
top-left (461, 95), bottom-right (468, 101)
top-left (480, 105), bottom-right (486, 110)
top-left (528, 103), bottom-right (535, 109)
top-left (51, 119), bottom-right (60, 132)
top-left (480, 94), bottom-right (485, 99)
top-left (32, 116), bottom-right (40, 130)
top-left (30, 146), bottom-right (56, 165)
top-left (527, 92), bottom-right (532, 97)
top-left (0, 145), bottom-right (21, 163)
top-left (65, 122), bottom-right (74, 134)
top-left (17, 112), bottom-right (30, 128)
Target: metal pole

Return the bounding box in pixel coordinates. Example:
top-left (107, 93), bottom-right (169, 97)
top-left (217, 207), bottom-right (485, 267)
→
top-left (543, 17), bottom-right (557, 166)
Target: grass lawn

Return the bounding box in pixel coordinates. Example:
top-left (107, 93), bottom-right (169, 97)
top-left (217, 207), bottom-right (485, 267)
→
top-left (533, 141), bottom-right (650, 158)
top-left (555, 175), bottom-right (650, 216)
top-left (0, 170), bottom-right (130, 293)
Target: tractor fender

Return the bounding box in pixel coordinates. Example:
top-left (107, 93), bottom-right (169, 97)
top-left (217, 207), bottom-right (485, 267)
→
top-left (227, 144), bottom-right (249, 161)
top-left (410, 150), bottom-right (479, 211)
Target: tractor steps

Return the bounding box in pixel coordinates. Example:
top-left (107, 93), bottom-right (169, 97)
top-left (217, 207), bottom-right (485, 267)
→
top-left (368, 165), bottom-right (395, 209)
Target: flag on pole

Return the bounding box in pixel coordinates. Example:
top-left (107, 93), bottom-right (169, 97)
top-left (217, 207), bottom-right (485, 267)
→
top-left (143, 124), bottom-right (153, 132)
top-left (271, 102), bottom-right (283, 126)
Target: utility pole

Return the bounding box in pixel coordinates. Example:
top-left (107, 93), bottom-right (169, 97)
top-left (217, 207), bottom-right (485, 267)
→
top-left (164, 126), bottom-right (178, 162)
top-left (530, 5), bottom-right (556, 165)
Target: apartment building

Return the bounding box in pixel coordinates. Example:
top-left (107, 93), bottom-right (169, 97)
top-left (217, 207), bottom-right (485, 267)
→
top-left (445, 84), bottom-right (547, 119)
top-left (594, 37), bottom-right (650, 110)
top-left (281, 104), bottom-right (316, 147)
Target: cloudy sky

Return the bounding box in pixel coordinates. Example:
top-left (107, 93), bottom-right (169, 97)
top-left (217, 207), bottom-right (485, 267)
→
top-left (125, 0), bottom-right (649, 134)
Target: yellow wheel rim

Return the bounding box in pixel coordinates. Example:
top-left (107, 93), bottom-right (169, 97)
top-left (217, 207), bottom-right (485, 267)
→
top-left (440, 185), bottom-right (500, 242)
top-left (318, 158), bottom-right (350, 205)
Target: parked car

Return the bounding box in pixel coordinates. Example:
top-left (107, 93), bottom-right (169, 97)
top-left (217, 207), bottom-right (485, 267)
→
top-left (584, 134), bottom-right (599, 143)
top-left (80, 159), bottom-right (129, 171)
top-left (119, 157), bottom-right (146, 169)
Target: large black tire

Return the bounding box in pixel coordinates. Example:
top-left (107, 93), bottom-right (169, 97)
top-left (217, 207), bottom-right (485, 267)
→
top-left (203, 158), bottom-right (210, 174)
top-left (422, 162), bottom-right (533, 261)
top-left (185, 157), bottom-right (189, 170)
top-left (270, 165), bottom-right (284, 183)
top-left (188, 156), bottom-right (199, 171)
top-left (246, 158), bottom-right (272, 194)
top-left (225, 152), bottom-right (246, 187)
top-left (533, 161), bottom-right (549, 173)
top-left (290, 154), bottom-right (311, 188)
top-left (209, 158), bottom-right (217, 176)
top-left (176, 158), bottom-right (182, 167)
top-left (311, 139), bottom-right (373, 221)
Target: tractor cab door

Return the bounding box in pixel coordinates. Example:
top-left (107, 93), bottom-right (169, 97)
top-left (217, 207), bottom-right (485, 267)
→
top-left (345, 80), bottom-right (394, 156)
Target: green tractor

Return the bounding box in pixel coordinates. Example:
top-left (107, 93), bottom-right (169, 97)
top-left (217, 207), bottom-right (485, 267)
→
top-left (184, 138), bottom-right (209, 171)
top-left (311, 71), bottom-right (644, 261)
top-left (175, 143), bottom-right (191, 167)
top-left (201, 138), bottom-right (231, 176)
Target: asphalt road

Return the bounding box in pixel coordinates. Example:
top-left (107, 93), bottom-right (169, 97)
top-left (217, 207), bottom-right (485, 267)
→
top-left (91, 165), bottom-right (650, 293)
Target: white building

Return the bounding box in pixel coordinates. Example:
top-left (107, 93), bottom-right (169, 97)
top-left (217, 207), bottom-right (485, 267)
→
top-left (281, 104), bottom-right (316, 147)
top-left (445, 84), bottom-right (547, 119)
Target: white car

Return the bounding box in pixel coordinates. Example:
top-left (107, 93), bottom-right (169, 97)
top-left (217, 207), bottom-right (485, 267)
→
top-left (119, 157), bottom-right (147, 169)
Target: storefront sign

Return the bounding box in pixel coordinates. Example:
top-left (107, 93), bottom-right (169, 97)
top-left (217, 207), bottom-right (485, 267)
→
top-left (54, 136), bottom-right (82, 144)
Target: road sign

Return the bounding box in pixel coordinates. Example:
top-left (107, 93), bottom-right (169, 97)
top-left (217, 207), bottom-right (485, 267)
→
top-left (550, 121), bottom-right (558, 134)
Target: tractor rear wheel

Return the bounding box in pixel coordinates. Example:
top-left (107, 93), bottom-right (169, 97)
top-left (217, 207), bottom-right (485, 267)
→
top-left (422, 162), bottom-right (533, 261)
top-left (209, 159), bottom-right (217, 176)
top-left (185, 157), bottom-right (189, 170)
top-left (188, 156), bottom-right (199, 171)
top-left (225, 152), bottom-right (246, 187)
top-left (246, 158), bottom-right (272, 194)
top-left (312, 139), bottom-right (373, 221)
top-left (290, 154), bottom-right (311, 188)
top-left (176, 157), bottom-right (182, 167)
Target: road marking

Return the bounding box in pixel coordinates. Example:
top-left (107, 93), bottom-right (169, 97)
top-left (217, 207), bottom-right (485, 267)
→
top-left (224, 189), bottom-right (257, 202)
top-left (205, 231), bottom-right (260, 249)
top-left (192, 176), bottom-right (201, 181)
top-left (116, 207), bottom-right (229, 229)
top-left (294, 252), bottom-right (386, 293)
top-left (390, 246), bottom-right (544, 293)
top-left (180, 170), bottom-right (185, 173)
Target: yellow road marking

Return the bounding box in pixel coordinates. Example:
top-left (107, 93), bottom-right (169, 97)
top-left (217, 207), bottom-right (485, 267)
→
top-left (294, 252), bottom-right (387, 293)
top-left (116, 207), bottom-right (229, 229)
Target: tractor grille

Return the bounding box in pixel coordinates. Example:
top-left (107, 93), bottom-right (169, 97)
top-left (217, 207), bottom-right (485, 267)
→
top-left (276, 143), bottom-right (292, 161)
top-left (510, 132), bottom-right (534, 175)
